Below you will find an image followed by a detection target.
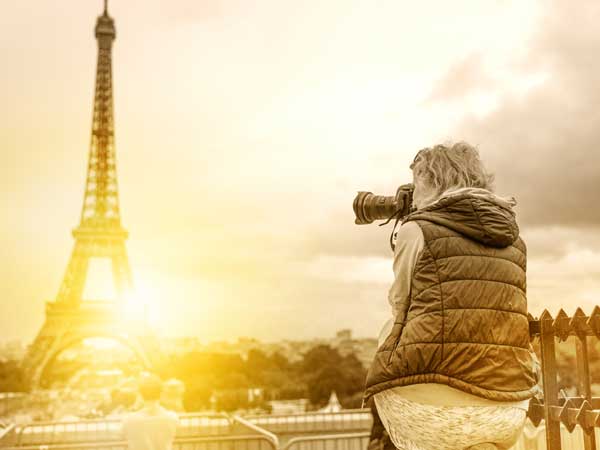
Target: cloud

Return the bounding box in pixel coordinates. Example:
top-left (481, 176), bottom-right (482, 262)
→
top-left (433, 1), bottom-right (600, 228)
top-left (522, 225), bottom-right (600, 259)
top-left (419, 0), bottom-right (600, 314)
top-left (304, 255), bottom-right (391, 285)
top-left (426, 54), bottom-right (493, 103)
top-left (527, 247), bottom-right (600, 316)
top-left (296, 0), bottom-right (600, 326)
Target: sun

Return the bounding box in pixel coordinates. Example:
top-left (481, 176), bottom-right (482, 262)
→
top-left (121, 278), bottom-right (162, 330)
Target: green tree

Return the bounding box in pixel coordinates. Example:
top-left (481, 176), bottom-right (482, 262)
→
top-left (270, 352), bottom-right (290, 370)
top-left (0, 360), bottom-right (28, 392)
top-left (300, 346), bottom-right (367, 407)
top-left (307, 365), bottom-right (347, 405)
top-left (301, 345), bottom-right (343, 373)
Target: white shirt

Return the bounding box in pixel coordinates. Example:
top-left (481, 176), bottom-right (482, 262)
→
top-left (122, 406), bottom-right (179, 450)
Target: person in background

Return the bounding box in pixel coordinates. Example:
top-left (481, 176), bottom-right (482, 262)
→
top-left (122, 373), bottom-right (179, 450)
top-left (364, 142), bottom-right (539, 450)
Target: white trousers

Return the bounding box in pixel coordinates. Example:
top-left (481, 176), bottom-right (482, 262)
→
top-left (374, 391), bottom-right (527, 450)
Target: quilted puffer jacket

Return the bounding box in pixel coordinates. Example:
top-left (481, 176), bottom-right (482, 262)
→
top-left (364, 191), bottom-right (538, 402)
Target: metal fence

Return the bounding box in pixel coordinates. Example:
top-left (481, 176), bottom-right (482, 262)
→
top-left (1, 434), bottom-right (279, 450)
top-left (281, 432), bottom-right (370, 450)
top-left (230, 415), bottom-right (280, 448)
top-left (243, 410), bottom-right (372, 435)
top-left (177, 413), bottom-right (232, 437)
top-left (274, 421), bottom-right (600, 450)
top-left (0, 423), bottom-right (16, 443)
top-left (527, 307), bottom-right (600, 450)
top-left (10, 413), bottom-right (232, 447)
top-left (3, 411), bottom-right (600, 450)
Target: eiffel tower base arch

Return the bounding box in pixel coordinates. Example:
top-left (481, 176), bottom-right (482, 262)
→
top-left (22, 301), bottom-right (163, 390)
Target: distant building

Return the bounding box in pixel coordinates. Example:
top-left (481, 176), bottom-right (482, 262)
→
top-left (247, 388), bottom-right (264, 403)
top-left (336, 330), bottom-right (353, 341)
top-left (159, 331), bottom-right (378, 370)
top-left (0, 340), bottom-right (26, 362)
top-left (330, 330), bottom-right (378, 369)
top-left (71, 368), bottom-right (125, 389)
top-left (161, 337), bottom-right (203, 355)
top-left (269, 398), bottom-right (309, 415)
top-left (0, 392), bottom-right (26, 417)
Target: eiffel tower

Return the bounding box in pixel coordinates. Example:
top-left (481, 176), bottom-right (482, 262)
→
top-left (22, 1), bottom-right (161, 388)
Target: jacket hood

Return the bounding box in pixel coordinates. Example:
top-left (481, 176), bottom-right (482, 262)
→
top-left (404, 188), bottom-right (520, 248)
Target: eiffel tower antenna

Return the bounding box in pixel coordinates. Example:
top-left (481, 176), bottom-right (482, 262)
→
top-left (83, 0), bottom-right (118, 228)
top-left (21, 2), bottom-right (161, 389)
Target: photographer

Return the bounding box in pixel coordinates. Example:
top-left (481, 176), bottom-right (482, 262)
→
top-left (363, 143), bottom-right (538, 450)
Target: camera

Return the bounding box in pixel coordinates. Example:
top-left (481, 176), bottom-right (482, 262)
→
top-left (353, 184), bottom-right (414, 225)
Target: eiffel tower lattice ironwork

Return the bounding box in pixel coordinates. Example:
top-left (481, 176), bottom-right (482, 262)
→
top-left (22, 1), bottom-right (161, 388)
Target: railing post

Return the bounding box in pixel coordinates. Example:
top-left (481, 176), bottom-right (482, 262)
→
top-left (540, 310), bottom-right (562, 450)
top-left (572, 308), bottom-right (597, 450)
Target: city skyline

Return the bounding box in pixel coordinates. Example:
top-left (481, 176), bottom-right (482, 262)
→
top-left (2, 0), bottom-right (600, 343)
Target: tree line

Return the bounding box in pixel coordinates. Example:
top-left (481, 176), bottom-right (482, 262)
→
top-left (0, 344), bottom-right (367, 413)
top-left (156, 344), bottom-right (367, 411)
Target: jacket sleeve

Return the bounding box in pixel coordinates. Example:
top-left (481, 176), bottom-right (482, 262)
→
top-left (388, 221), bottom-right (424, 319)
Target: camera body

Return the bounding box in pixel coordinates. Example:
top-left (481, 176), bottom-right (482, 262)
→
top-left (353, 184), bottom-right (414, 225)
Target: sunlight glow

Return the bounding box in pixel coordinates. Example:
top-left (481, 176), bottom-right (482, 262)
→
top-left (122, 278), bottom-right (162, 330)
top-left (82, 258), bottom-right (117, 301)
top-left (82, 337), bottom-right (119, 350)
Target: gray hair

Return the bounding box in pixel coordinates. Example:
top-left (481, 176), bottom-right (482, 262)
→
top-left (410, 142), bottom-right (494, 195)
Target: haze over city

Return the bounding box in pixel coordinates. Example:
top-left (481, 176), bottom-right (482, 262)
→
top-left (2, 0), bottom-right (600, 344)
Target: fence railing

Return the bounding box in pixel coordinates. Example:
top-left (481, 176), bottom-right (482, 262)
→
top-left (528, 307), bottom-right (600, 450)
top-left (12, 413), bottom-right (232, 446)
top-left (3, 410), bottom-right (600, 450)
top-left (177, 412), bottom-right (232, 437)
top-left (243, 410), bottom-right (372, 434)
top-left (1, 434), bottom-right (279, 450)
top-left (0, 423), bottom-right (16, 442)
top-left (281, 432), bottom-right (370, 450)
top-left (231, 415), bottom-right (280, 448)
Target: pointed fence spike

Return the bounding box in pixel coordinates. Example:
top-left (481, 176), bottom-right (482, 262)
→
top-left (527, 397), bottom-right (544, 428)
top-left (586, 306), bottom-right (600, 338)
top-left (528, 313), bottom-right (540, 340)
top-left (560, 399), bottom-right (577, 433)
top-left (576, 400), bottom-right (595, 434)
top-left (569, 308), bottom-right (590, 338)
top-left (553, 309), bottom-right (571, 342)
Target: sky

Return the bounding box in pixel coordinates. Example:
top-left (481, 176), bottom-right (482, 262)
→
top-left (2, 0), bottom-right (600, 343)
